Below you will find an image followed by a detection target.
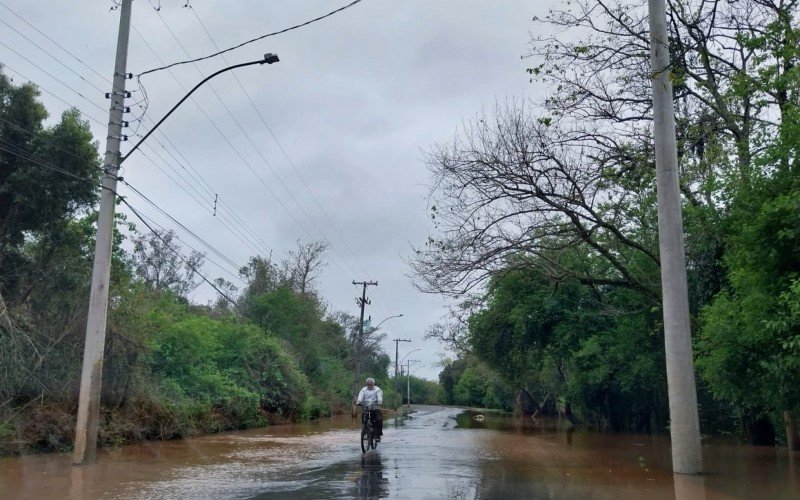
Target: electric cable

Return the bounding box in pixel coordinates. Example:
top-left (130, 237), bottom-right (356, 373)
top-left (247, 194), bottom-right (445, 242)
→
top-left (131, 24), bottom-right (331, 262)
top-left (155, 11), bottom-right (359, 278)
top-left (138, 0), bottom-right (364, 77)
top-left (189, 7), bottom-right (393, 315)
top-left (0, 68), bottom-right (272, 263)
top-left (120, 198), bottom-right (243, 311)
top-left (0, 123), bottom-right (247, 284)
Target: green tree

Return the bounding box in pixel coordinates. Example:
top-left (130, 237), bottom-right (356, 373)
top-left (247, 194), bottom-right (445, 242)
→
top-left (0, 70), bottom-right (100, 311)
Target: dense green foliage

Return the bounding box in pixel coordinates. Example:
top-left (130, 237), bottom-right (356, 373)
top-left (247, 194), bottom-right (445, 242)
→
top-left (419, 0), bottom-right (800, 445)
top-left (0, 70), bottom-right (400, 454)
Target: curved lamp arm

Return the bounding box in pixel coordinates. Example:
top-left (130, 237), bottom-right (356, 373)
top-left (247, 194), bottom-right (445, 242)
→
top-left (120, 53), bottom-right (279, 165)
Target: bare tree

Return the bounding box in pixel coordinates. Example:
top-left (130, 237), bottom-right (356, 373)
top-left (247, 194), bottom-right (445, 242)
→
top-left (410, 0), bottom-right (792, 301)
top-left (423, 295), bottom-right (482, 354)
top-left (281, 240), bottom-right (330, 295)
top-left (409, 103), bottom-right (662, 301)
top-left (131, 230), bottom-right (205, 296)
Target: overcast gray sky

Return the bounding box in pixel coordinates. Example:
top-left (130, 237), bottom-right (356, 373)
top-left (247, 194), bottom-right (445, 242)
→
top-left (1, 0), bottom-right (552, 381)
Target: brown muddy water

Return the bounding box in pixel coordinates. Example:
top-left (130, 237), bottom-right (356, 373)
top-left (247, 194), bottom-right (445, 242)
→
top-left (0, 405), bottom-right (798, 499)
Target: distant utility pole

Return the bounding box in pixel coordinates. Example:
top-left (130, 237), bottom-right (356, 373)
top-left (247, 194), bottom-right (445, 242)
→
top-left (647, 0), bottom-right (702, 474)
top-left (73, 0), bottom-right (132, 465)
top-left (393, 338), bottom-right (411, 410)
top-left (406, 360), bottom-right (419, 410)
top-left (352, 280), bottom-right (377, 416)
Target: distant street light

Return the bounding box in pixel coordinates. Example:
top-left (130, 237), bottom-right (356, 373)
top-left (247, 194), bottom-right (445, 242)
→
top-left (370, 313), bottom-right (403, 332)
top-left (406, 359), bottom-right (421, 410)
top-left (399, 348), bottom-right (420, 366)
top-left (365, 313), bottom-right (406, 411)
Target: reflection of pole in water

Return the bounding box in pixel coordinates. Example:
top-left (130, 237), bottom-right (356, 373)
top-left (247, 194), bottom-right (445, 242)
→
top-left (672, 472), bottom-right (706, 500)
top-left (69, 463), bottom-right (96, 500)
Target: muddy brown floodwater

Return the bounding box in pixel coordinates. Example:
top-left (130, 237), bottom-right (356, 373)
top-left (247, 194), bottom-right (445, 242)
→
top-left (1, 405), bottom-right (798, 499)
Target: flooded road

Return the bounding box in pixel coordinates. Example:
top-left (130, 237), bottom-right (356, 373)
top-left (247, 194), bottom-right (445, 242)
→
top-left (1, 405), bottom-right (799, 499)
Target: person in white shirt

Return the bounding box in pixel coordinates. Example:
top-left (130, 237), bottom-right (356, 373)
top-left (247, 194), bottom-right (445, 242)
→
top-left (355, 377), bottom-right (383, 441)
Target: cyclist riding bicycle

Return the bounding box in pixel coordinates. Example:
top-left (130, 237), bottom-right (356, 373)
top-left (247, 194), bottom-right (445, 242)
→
top-left (354, 377), bottom-right (383, 442)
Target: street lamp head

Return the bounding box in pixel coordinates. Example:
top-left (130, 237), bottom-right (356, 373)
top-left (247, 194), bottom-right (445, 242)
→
top-left (263, 53), bottom-right (280, 64)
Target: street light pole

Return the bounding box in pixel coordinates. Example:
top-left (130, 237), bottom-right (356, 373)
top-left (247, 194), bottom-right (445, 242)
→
top-left (120, 53), bottom-right (279, 165)
top-left (72, 15), bottom-right (279, 462)
top-left (406, 360), bottom-right (420, 410)
top-left (398, 349), bottom-right (419, 411)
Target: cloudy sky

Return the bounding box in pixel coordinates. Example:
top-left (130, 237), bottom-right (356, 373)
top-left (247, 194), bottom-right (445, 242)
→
top-left (1, 0), bottom-right (553, 380)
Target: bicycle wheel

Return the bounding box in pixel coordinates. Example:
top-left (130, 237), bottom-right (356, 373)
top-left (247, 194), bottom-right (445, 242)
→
top-left (361, 425), bottom-right (370, 453)
top-left (368, 429), bottom-right (375, 450)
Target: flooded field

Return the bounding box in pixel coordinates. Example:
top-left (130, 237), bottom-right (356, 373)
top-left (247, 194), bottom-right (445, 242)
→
top-left (1, 406), bottom-right (798, 499)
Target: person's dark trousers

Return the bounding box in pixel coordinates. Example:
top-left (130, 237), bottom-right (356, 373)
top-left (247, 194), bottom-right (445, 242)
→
top-left (374, 409), bottom-right (383, 437)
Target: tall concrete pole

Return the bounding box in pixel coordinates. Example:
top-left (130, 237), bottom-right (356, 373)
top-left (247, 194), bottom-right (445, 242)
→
top-left (393, 338), bottom-right (410, 410)
top-left (73, 0), bottom-right (132, 465)
top-left (352, 280), bottom-right (377, 416)
top-left (647, 0), bottom-right (702, 474)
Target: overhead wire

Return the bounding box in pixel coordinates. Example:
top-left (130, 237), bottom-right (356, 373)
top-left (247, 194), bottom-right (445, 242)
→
top-left (0, 114), bottom-right (246, 285)
top-left (188, 5), bottom-right (395, 317)
top-left (0, 0), bottom-right (113, 86)
top-left (130, 24), bottom-right (335, 265)
top-left (122, 198), bottom-right (243, 311)
top-left (0, 135), bottom-right (245, 289)
top-left (0, 64), bottom-right (108, 129)
top-left (2, 1), bottom-right (392, 315)
top-left (122, 202), bottom-right (245, 286)
top-left (138, 0), bottom-right (364, 77)
top-left (0, 7), bottom-right (275, 261)
top-left (0, 62), bottom-right (270, 263)
top-left (152, 10), bottom-right (361, 279)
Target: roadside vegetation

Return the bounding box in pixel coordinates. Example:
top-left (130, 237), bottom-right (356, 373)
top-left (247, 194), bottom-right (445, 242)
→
top-left (415, 0), bottom-right (800, 449)
top-left (0, 69), bottom-right (396, 454)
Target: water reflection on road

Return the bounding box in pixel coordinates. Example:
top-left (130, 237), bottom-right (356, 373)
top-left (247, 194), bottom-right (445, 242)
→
top-left (1, 405), bottom-right (798, 499)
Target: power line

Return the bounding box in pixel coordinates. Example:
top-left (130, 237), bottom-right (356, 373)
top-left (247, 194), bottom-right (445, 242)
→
top-left (0, 120), bottom-right (246, 286)
top-left (138, 0), bottom-right (365, 77)
top-left (121, 198), bottom-right (243, 311)
top-left (0, 42), bottom-right (112, 117)
top-left (0, 0), bottom-right (112, 88)
top-left (2, 3), bottom-right (393, 317)
top-left (0, 15), bottom-right (108, 95)
top-left (0, 21), bottom-right (274, 263)
top-left (123, 205), bottom-right (244, 285)
top-left (0, 69), bottom-right (270, 263)
top-left (131, 24), bottom-right (338, 266)
top-left (155, 11), bottom-right (361, 279)
top-left (189, 6), bottom-right (395, 316)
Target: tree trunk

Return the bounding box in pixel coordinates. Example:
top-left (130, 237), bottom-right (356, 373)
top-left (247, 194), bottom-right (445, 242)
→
top-left (516, 388), bottom-right (537, 416)
top-left (784, 411), bottom-right (800, 451)
top-left (743, 412), bottom-right (776, 446)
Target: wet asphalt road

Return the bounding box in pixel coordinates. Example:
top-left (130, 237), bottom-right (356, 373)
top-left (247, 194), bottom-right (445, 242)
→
top-left (2, 405), bottom-right (799, 499)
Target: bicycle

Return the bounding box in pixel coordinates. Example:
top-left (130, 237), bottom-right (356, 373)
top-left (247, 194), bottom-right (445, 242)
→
top-left (358, 403), bottom-right (380, 453)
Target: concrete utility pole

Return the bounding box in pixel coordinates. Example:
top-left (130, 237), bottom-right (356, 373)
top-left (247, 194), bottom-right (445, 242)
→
top-left (393, 338), bottom-right (411, 410)
top-left (406, 359), bottom-right (419, 410)
top-left (352, 280), bottom-right (377, 416)
top-left (73, 0), bottom-right (132, 466)
top-left (647, 0), bottom-right (702, 474)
